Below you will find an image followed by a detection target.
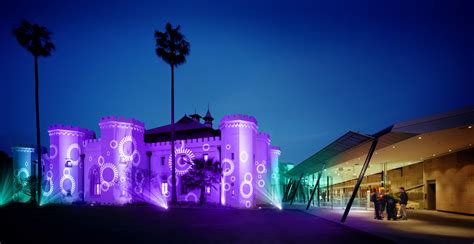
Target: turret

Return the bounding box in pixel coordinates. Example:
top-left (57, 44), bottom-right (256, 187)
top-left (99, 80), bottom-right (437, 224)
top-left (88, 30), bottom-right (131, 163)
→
top-left (270, 146), bottom-right (281, 206)
top-left (203, 109), bottom-right (214, 128)
top-left (219, 114), bottom-right (258, 208)
top-left (255, 132), bottom-right (271, 204)
top-left (48, 125), bottom-right (95, 203)
top-left (98, 116), bottom-right (145, 204)
top-left (11, 146), bottom-right (36, 203)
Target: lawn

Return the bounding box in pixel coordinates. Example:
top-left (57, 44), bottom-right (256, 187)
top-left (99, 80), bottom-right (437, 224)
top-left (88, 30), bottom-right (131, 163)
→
top-left (0, 204), bottom-right (389, 243)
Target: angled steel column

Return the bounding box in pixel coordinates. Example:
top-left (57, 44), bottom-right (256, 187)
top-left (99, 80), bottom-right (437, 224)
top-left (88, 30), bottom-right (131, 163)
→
top-left (306, 163), bottom-right (325, 210)
top-left (290, 174), bottom-right (304, 205)
top-left (283, 179), bottom-right (293, 202)
top-left (341, 139), bottom-right (378, 223)
top-left (317, 178), bottom-right (320, 207)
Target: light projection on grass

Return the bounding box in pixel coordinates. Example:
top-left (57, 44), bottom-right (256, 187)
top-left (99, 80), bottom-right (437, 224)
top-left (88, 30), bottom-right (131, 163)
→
top-left (60, 168), bottom-right (76, 196)
top-left (119, 136), bottom-right (138, 162)
top-left (168, 140), bottom-right (195, 176)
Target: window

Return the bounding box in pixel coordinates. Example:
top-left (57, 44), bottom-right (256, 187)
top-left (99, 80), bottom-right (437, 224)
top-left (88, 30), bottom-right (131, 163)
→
top-left (161, 182), bottom-right (168, 195)
top-left (206, 186), bottom-right (211, 195)
top-left (161, 157), bottom-right (165, 166)
top-left (96, 184), bottom-right (100, 195)
top-left (181, 184), bottom-right (188, 194)
top-left (65, 160), bottom-right (72, 167)
top-left (203, 154), bottom-right (208, 161)
top-left (231, 153), bottom-right (234, 160)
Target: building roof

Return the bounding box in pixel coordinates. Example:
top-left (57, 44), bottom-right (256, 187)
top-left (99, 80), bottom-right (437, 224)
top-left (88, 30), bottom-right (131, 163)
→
top-left (145, 114), bottom-right (220, 142)
top-left (203, 109), bottom-right (214, 120)
top-left (286, 106), bottom-right (474, 179)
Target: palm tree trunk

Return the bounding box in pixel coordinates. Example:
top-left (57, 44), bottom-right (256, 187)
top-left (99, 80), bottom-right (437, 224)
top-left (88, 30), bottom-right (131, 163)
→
top-left (200, 184), bottom-right (205, 205)
top-left (170, 64), bottom-right (177, 204)
top-left (34, 55), bottom-right (42, 205)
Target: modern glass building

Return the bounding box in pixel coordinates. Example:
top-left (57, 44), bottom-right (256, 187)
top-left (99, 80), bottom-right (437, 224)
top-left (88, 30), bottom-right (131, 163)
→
top-left (284, 106), bottom-right (474, 216)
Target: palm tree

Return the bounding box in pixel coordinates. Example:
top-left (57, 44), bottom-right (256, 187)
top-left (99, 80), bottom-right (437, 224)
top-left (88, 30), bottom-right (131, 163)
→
top-left (12, 20), bottom-right (55, 205)
top-left (182, 158), bottom-right (222, 205)
top-left (154, 23), bottom-right (190, 204)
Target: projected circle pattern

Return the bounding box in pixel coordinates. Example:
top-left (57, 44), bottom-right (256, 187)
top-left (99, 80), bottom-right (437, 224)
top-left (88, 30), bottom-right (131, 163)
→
top-left (49, 144), bottom-right (58, 159)
top-left (258, 179), bottom-right (265, 188)
top-left (221, 159), bottom-right (235, 177)
top-left (240, 172), bottom-right (253, 199)
top-left (225, 144), bottom-right (231, 150)
top-left (60, 169), bottom-right (76, 196)
top-left (131, 152), bottom-right (141, 167)
top-left (134, 170), bottom-right (145, 195)
top-left (119, 136), bottom-right (138, 162)
top-left (245, 200), bottom-right (251, 208)
top-left (202, 143), bottom-right (210, 152)
top-left (185, 192), bottom-right (198, 203)
top-left (224, 183), bottom-right (231, 191)
top-left (168, 141), bottom-right (195, 176)
top-left (100, 163), bottom-right (118, 192)
top-left (98, 156), bottom-right (105, 166)
top-left (66, 143), bottom-right (81, 166)
top-left (109, 140), bottom-right (118, 149)
top-left (256, 163), bottom-right (266, 174)
top-left (43, 170), bottom-right (54, 197)
top-left (239, 151), bottom-right (248, 163)
top-left (167, 175), bottom-right (179, 186)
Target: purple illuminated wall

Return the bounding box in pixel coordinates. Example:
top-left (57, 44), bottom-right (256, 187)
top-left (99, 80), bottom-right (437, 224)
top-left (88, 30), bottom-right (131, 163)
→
top-left (16, 113), bottom-right (282, 208)
top-left (48, 126), bottom-right (94, 203)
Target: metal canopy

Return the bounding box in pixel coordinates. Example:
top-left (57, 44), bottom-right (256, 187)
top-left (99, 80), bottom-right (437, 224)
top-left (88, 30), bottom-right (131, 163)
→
top-left (286, 105), bottom-right (474, 179)
top-left (286, 131), bottom-right (372, 178)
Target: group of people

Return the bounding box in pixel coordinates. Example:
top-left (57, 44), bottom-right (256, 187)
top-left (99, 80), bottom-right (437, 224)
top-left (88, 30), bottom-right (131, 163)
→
top-left (370, 187), bottom-right (408, 220)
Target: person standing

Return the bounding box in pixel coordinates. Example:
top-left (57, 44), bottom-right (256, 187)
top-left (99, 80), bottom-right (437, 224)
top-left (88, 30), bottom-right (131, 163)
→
top-left (399, 187), bottom-right (408, 220)
top-left (371, 188), bottom-right (381, 220)
top-left (384, 189), bottom-right (397, 220)
top-left (378, 189), bottom-right (386, 219)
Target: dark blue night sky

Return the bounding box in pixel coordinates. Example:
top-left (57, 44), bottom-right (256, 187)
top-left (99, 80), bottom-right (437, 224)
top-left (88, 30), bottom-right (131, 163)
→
top-left (1, 0), bottom-right (473, 163)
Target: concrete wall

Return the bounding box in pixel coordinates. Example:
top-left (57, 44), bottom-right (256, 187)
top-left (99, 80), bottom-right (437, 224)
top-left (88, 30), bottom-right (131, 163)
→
top-left (424, 148), bottom-right (474, 215)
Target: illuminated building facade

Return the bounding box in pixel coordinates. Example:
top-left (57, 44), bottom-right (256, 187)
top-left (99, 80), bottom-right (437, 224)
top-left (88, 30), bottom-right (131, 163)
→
top-left (12, 111), bottom-right (282, 208)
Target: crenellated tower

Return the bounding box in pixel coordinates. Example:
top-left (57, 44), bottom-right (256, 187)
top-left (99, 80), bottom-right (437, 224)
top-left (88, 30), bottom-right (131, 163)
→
top-left (48, 125), bottom-right (95, 203)
top-left (255, 132), bottom-right (271, 204)
top-left (97, 116), bottom-right (145, 204)
top-left (219, 114), bottom-right (258, 208)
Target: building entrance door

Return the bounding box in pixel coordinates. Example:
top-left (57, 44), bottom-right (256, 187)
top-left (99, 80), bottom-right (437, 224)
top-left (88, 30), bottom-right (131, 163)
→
top-left (427, 180), bottom-right (436, 210)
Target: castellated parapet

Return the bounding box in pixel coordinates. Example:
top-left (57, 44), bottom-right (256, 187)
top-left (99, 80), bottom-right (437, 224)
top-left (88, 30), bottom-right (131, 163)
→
top-left (219, 114), bottom-right (258, 132)
top-left (99, 116), bottom-right (145, 133)
top-left (48, 124), bottom-right (96, 138)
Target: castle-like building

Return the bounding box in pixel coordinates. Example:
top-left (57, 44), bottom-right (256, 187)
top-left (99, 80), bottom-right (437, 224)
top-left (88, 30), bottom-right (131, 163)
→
top-left (12, 111), bottom-right (282, 208)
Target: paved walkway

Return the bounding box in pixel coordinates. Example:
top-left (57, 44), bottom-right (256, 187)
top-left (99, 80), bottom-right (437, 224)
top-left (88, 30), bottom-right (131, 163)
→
top-left (287, 204), bottom-right (474, 243)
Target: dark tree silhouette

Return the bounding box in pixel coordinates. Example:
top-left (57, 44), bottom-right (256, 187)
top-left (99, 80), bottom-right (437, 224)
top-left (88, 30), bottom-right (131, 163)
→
top-left (182, 158), bottom-right (221, 205)
top-left (13, 20), bottom-right (55, 205)
top-left (154, 23), bottom-right (190, 204)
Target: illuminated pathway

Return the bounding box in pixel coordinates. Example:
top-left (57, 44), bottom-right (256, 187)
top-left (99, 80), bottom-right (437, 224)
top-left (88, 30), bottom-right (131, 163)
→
top-left (0, 205), bottom-right (388, 243)
top-left (288, 204), bottom-right (474, 243)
